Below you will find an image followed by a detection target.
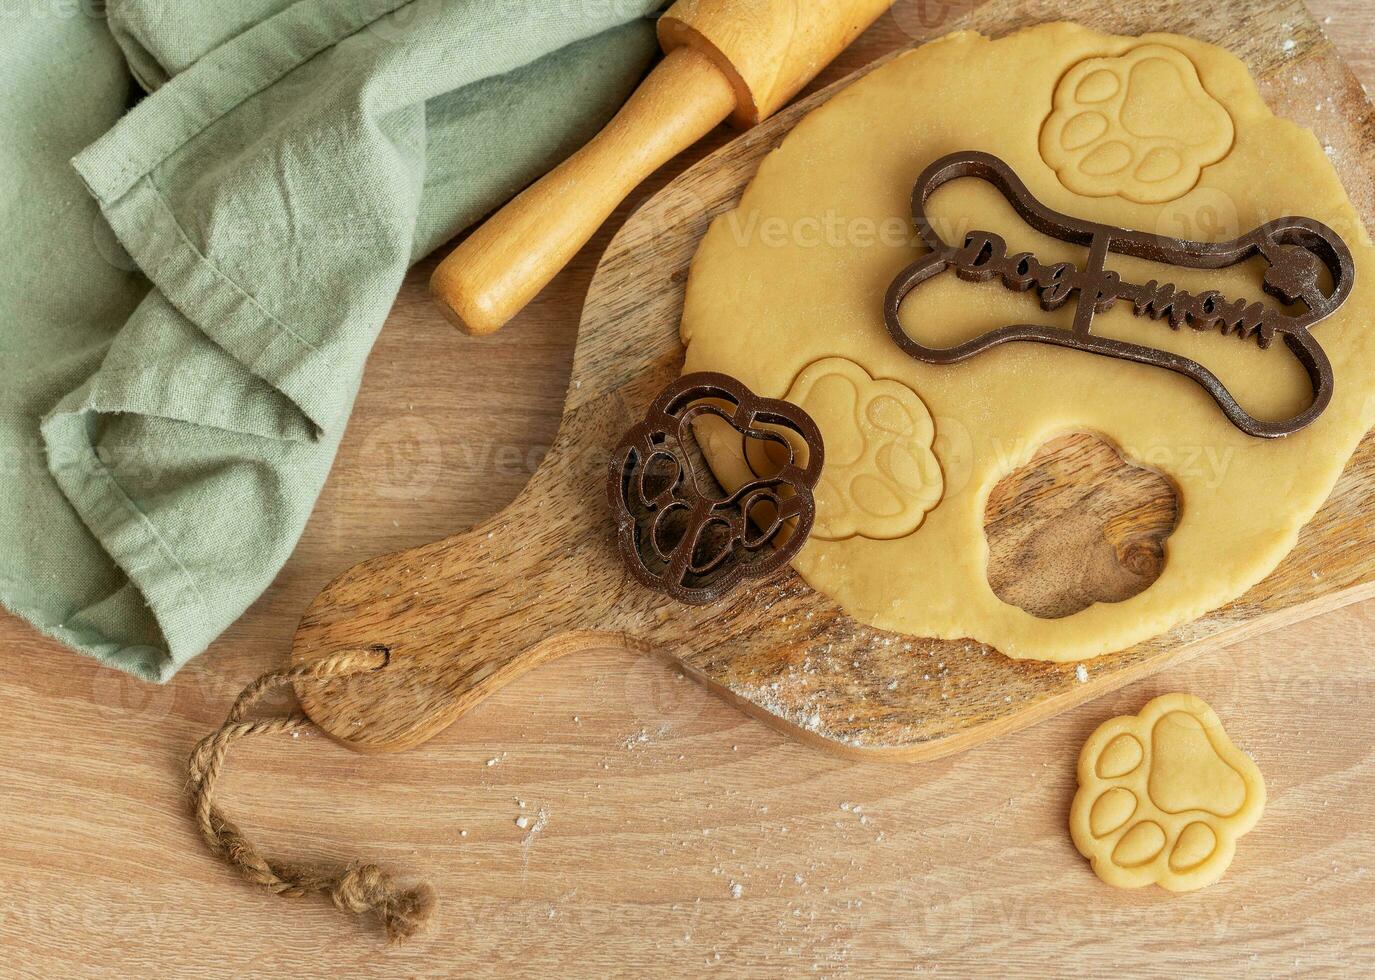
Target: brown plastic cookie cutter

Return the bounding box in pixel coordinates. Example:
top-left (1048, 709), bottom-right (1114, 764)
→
top-left (883, 150), bottom-right (1356, 438)
top-left (609, 372), bottom-right (824, 604)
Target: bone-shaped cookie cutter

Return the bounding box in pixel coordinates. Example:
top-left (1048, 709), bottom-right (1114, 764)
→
top-left (883, 150), bottom-right (1356, 438)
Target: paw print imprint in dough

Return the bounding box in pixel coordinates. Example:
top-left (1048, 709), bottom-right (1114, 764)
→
top-left (1071, 693), bottom-right (1265, 891)
top-left (754, 358), bottom-right (942, 541)
top-left (1040, 44), bottom-right (1235, 204)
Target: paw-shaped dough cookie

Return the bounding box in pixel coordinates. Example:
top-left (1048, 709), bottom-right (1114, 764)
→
top-left (755, 358), bottom-right (942, 541)
top-left (1071, 693), bottom-right (1265, 891)
top-left (1040, 44), bottom-right (1234, 204)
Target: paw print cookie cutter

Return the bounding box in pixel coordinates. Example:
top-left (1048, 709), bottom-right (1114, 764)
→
top-left (609, 372), bottom-right (824, 604)
top-left (883, 150), bottom-right (1356, 438)
top-left (1071, 693), bottom-right (1266, 891)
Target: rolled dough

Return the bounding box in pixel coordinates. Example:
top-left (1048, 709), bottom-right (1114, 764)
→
top-left (680, 22), bottom-right (1375, 661)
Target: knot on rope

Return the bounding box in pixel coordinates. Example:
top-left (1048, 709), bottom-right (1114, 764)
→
top-left (186, 648), bottom-right (435, 943)
top-left (331, 864), bottom-right (437, 942)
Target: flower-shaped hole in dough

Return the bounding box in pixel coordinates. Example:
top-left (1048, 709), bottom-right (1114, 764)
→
top-left (748, 357), bottom-right (943, 541)
top-left (1070, 693), bottom-right (1265, 892)
top-left (1040, 44), bottom-right (1235, 204)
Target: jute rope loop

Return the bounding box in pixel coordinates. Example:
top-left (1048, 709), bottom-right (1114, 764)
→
top-left (186, 649), bottom-right (435, 943)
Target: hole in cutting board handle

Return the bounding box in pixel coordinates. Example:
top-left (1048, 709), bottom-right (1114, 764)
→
top-left (983, 431), bottom-right (1179, 619)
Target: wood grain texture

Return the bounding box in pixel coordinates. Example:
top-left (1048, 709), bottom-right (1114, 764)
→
top-left (296, 0), bottom-right (1375, 762)
top-left (984, 433), bottom-right (1179, 620)
top-left (1, 2), bottom-right (1372, 975)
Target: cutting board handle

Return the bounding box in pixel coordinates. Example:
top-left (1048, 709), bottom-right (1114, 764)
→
top-left (290, 396), bottom-right (653, 753)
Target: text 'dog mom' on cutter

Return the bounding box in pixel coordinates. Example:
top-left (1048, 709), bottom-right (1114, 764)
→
top-left (883, 150), bottom-right (1356, 438)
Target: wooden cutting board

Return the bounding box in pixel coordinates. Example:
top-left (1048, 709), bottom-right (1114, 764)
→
top-left (291, 0), bottom-right (1375, 760)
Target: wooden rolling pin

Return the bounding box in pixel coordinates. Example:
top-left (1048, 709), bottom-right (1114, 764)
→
top-left (429, 0), bottom-right (895, 336)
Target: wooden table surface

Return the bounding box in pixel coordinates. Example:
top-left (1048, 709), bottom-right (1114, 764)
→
top-left (3, 4), bottom-right (1373, 976)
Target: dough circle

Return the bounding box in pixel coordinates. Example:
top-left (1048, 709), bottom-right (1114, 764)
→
top-left (680, 23), bottom-right (1375, 660)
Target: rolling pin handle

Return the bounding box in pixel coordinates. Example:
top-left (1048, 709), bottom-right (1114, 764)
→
top-left (429, 45), bottom-right (738, 337)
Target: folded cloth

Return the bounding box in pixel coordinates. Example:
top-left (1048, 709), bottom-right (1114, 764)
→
top-left (1, 1), bottom-right (661, 681)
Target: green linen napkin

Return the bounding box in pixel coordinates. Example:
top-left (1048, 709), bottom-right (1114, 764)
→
top-left (1, 1), bottom-right (661, 681)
